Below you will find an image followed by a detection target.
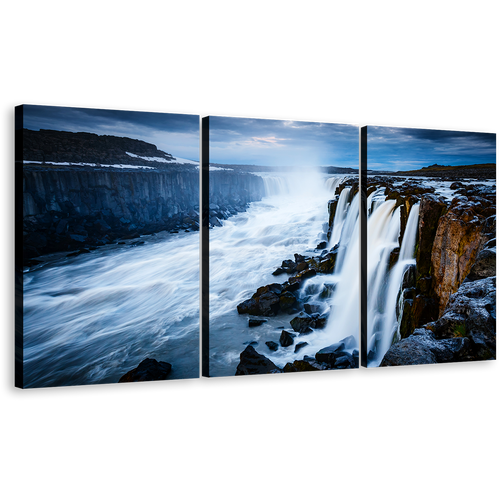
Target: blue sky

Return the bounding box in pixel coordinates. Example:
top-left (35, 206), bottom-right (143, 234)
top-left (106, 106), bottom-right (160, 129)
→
top-left (368, 126), bottom-right (496, 171)
top-left (22, 110), bottom-right (493, 171)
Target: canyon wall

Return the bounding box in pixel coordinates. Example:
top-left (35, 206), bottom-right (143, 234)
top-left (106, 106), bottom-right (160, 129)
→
top-left (22, 167), bottom-right (265, 263)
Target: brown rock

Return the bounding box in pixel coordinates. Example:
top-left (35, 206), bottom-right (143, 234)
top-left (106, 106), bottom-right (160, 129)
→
top-left (431, 203), bottom-right (485, 314)
top-left (416, 195), bottom-right (447, 283)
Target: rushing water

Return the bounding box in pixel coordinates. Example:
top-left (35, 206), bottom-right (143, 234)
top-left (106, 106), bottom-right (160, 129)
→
top-left (24, 171), bottom-right (487, 384)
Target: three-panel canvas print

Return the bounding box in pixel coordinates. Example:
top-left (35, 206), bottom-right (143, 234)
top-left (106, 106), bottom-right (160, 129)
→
top-left (15, 105), bottom-right (497, 389)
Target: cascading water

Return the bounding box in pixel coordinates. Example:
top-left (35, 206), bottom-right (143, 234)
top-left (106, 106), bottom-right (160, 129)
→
top-left (366, 202), bottom-right (420, 366)
top-left (23, 171), bottom-right (361, 384)
top-left (329, 187), bottom-right (351, 246)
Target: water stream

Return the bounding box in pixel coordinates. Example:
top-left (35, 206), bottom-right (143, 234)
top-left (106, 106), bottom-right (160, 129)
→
top-left (23, 170), bottom-right (363, 385)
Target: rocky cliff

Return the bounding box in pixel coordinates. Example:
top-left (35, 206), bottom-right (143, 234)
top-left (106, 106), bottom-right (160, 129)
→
top-left (19, 129), bottom-right (269, 264)
top-left (22, 167), bottom-right (266, 265)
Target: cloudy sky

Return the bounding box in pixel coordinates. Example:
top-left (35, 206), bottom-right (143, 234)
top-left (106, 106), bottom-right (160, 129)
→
top-left (368, 126), bottom-right (496, 171)
top-left (22, 105), bottom-right (200, 160)
top-left (23, 110), bottom-right (492, 171)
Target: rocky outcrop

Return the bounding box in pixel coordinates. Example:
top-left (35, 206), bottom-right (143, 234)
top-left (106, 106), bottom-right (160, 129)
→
top-left (235, 334), bottom-right (359, 376)
top-left (23, 129), bottom-right (177, 167)
top-left (431, 276), bottom-right (496, 360)
top-left (381, 276), bottom-right (496, 366)
top-left (380, 329), bottom-right (472, 366)
top-left (118, 358), bottom-right (172, 382)
top-left (431, 200), bottom-right (486, 315)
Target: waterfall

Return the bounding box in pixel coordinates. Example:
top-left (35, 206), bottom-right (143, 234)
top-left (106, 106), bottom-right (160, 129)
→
top-left (329, 186), bottom-right (351, 247)
top-left (24, 169), bottom-right (424, 381)
top-left (261, 176), bottom-right (290, 196)
top-left (366, 202), bottom-right (420, 366)
top-left (335, 191), bottom-right (359, 271)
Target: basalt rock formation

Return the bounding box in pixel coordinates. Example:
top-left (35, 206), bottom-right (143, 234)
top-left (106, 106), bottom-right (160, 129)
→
top-left (22, 167), bottom-right (266, 266)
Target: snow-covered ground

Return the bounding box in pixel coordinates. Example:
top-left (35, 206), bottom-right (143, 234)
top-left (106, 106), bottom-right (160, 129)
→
top-left (209, 166), bottom-right (233, 171)
top-left (126, 152), bottom-right (199, 165)
top-left (23, 155), bottom-right (200, 169)
top-left (23, 160), bottom-right (156, 170)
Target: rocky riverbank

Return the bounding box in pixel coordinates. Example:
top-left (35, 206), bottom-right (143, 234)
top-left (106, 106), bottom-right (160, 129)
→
top-left (236, 176), bottom-right (498, 375)
top-left (234, 173), bottom-right (496, 372)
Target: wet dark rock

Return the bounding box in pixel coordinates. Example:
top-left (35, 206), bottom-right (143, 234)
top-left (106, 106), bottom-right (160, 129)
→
top-left (334, 353), bottom-right (355, 368)
top-left (235, 345), bottom-right (282, 375)
top-left (290, 312), bottom-right (315, 333)
top-left (279, 330), bottom-right (296, 347)
top-left (431, 276), bottom-right (496, 360)
top-left (380, 330), bottom-right (473, 366)
top-left (315, 335), bottom-right (357, 366)
top-left (450, 182), bottom-right (464, 190)
top-left (316, 241), bottom-right (327, 250)
top-left (281, 259), bottom-right (297, 273)
top-left (237, 298), bottom-right (260, 316)
top-left (265, 341), bottom-right (279, 352)
top-left (294, 253), bottom-right (306, 263)
top-left (294, 342), bottom-right (309, 353)
top-left (119, 358), bottom-right (172, 382)
top-left (320, 283), bottom-right (336, 299)
top-left (466, 248), bottom-right (496, 281)
top-left (304, 303), bottom-right (322, 315)
top-left (296, 262), bottom-right (309, 272)
top-left (283, 360), bottom-right (321, 372)
top-left (279, 291), bottom-right (300, 314)
top-left (249, 318), bottom-right (267, 327)
top-left (254, 291), bottom-right (281, 316)
top-left (272, 267), bottom-right (287, 276)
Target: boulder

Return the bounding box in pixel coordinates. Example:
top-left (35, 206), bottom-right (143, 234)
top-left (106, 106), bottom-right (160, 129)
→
top-left (281, 259), bottom-right (297, 273)
top-left (265, 341), bottom-right (279, 352)
top-left (431, 276), bottom-right (496, 360)
top-left (294, 341), bottom-right (309, 353)
top-left (315, 336), bottom-right (357, 366)
top-left (290, 312), bottom-right (315, 333)
top-left (279, 330), bottom-right (296, 347)
top-left (237, 283), bottom-right (283, 316)
top-left (257, 292), bottom-right (281, 314)
top-left (235, 345), bottom-right (282, 375)
top-left (237, 297), bottom-right (261, 316)
top-left (118, 358), bottom-right (172, 382)
top-left (279, 291), bottom-right (300, 314)
top-left (294, 253), bottom-right (306, 263)
top-left (380, 329), bottom-right (472, 366)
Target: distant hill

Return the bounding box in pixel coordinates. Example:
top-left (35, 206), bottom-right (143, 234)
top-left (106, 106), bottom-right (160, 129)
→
top-left (396, 163), bottom-right (496, 179)
top-left (21, 129), bottom-right (197, 168)
top-left (370, 163), bottom-right (496, 180)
